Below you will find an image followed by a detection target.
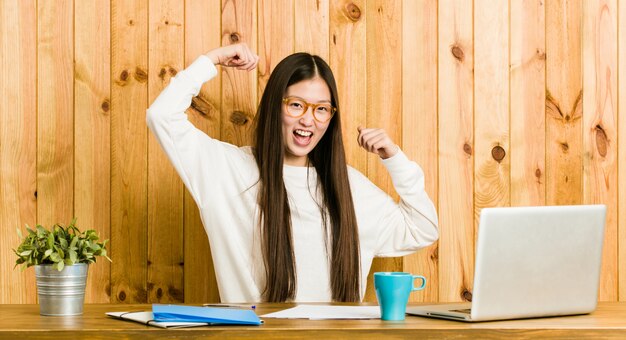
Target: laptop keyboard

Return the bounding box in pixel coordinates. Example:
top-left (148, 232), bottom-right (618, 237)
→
top-left (451, 308), bottom-right (471, 314)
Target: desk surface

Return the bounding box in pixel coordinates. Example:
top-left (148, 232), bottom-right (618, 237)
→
top-left (1, 302), bottom-right (626, 339)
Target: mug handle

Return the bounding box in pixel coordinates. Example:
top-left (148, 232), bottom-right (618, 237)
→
top-left (412, 275), bottom-right (427, 291)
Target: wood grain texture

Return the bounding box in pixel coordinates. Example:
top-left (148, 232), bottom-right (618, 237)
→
top-left (37, 0), bottom-right (74, 226)
top-left (184, 0), bottom-right (222, 304)
top-left (474, 0), bottom-right (510, 222)
top-left (438, 0), bottom-right (474, 303)
top-left (147, 0), bottom-right (185, 304)
top-left (510, 0), bottom-right (546, 207)
top-left (329, 1), bottom-right (369, 300)
top-left (111, 0), bottom-right (149, 303)
top-left (330, 0), bottom-right (367, 175)
top-left (619, 0), bottom-right (626, 302)
top-left (74, 0), bottom-right (111, 303)
top-left (221, 0), bottom-right (257, 147)
top-left (295, 0), bottom-right (329, 60)
top-left (362, 0), bottom-right (403, 303)
top-left (0, 0), bottom-right (37, 304)
top-left (546, 0), bottom-right (583, 206)
top-left (6, 0), bottom-right (626, 305)
top-left (258, 0), bottom-right (293, 95)
top-left (402, 0), bottom-right (438, 303)
top-left (582, 0), bottom-right (617, 302)
top-left (5, 303), bottom-right (626, 339)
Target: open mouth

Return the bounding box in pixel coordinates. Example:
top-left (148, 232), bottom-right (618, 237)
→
top-left (293, 129), bottom-right (313, 146)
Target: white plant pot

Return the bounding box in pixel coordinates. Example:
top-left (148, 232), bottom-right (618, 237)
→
top-left (35, 263), bottom-right (88, 316)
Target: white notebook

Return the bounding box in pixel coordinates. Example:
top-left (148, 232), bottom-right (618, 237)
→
top-left (106, 311), bottom-right (209, 328)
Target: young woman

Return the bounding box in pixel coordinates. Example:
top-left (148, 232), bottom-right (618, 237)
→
top-left (147, 43), bottom-right (438, 303)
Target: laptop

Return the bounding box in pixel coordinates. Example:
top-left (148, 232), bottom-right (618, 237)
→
top-left (407, 204), bottom-right (606, 322)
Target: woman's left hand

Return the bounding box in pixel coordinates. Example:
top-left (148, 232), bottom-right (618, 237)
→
top-left (357, 126), bottom-right (400, 159)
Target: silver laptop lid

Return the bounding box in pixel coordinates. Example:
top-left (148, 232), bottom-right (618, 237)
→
top-left (470, 205), bottom-right (606, 321)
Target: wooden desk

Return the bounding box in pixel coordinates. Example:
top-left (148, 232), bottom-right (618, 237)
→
top-left (1, 302), bottom-right (626, 339)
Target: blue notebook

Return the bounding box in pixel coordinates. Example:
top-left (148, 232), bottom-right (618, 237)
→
top-left (152, 304), bottom-right (262, 325)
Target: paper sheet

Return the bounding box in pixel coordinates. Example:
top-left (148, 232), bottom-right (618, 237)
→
top-left (261, 305), bottom-right (381, 320)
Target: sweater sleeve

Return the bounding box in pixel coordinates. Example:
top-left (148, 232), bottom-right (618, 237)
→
top-left (353, 151), bottom-right (439, 257)
top-left (146, 55), bottom-right (239, 208)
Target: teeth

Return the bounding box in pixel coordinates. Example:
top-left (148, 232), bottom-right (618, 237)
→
top-left (295, 130), bottom-right (312, 137)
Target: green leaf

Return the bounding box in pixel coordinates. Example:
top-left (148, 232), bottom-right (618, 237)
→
top-left (70, 236), bottom-right (78, 249)
top-left (14, 218), bottom-right (109, 270)
top-left (99, 249), bottom-right (112, 262)
top-left (49, 252), bottom-right (61, 263)
top-left (42, 249), bottom-right (53, 260)
top-left (56, 247), bottom-right (64, 259)
top-left (59, 237), bottom-right (68, 249)
top-left (47, 232), bottom-right (54, 249)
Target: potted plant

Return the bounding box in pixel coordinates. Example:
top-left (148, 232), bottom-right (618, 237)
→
top-left (14, 218), bottom-right (111, 316)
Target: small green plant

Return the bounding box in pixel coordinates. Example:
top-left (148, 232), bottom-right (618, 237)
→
top-left (14, 218), bottom-right (111, 271)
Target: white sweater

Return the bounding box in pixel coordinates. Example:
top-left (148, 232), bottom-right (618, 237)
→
top-left (146, 55), bottom-right (439, 303)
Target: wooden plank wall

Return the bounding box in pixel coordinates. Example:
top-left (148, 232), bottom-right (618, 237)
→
top-left (75, 0), bottom-right (111, 303)
top-left (0, 0), bottom-right (37, 304)
top-left (183, 0), bottom-right (221, 305)
top-left (1, 0), bottom-right (625, 304)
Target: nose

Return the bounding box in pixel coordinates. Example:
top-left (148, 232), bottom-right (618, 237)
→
top-left (299, 107), bottom-right (315, 126)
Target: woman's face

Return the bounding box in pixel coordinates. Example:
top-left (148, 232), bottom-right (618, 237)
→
top-left (282, 77), bottom-right (332, 166)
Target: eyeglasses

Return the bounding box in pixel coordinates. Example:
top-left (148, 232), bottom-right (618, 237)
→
top-left (282, 97), bottom-right (336, 123)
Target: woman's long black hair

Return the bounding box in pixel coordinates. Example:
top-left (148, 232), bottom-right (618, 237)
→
top-left (253, 53), bottom-right (361, 302)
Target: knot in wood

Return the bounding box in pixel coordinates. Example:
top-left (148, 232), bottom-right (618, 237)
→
top-left (430, 247), bottom-right (438, 261)
top-left (595, 125), bottom-right (608, 157)
top-left (118, 290), bottom-right (126, 301)
top-left (451, 45), bottom-right (465, 62)
top-left (463, 143), bottom-right (472, 156)
top-left (230, 111), bottom-right (250, 126)
top-left (101, 99), bottom-right (110, 112)
top-left (345, 3), bottom-right (361, 21)
top-left (169, 286), bottom-right (184, 301)
top-left (230, 32), bottom-right (240, 43)
top-left (120, 70), bottom-right (129, 82)
top-left (462, 290), bottom-right (473, 302)
top-left (535, 168), bottom-right (542, 179)
top-left (491, 145), bottom-right (506, 162)
top-left (536, 48), bottom-right (546, 60)
top-left (134, 67), bottom-right (148, 83)
top-left (158, 68), bottom-right (167, 80)
top-left (191, 96), bottom-right (212, 116)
